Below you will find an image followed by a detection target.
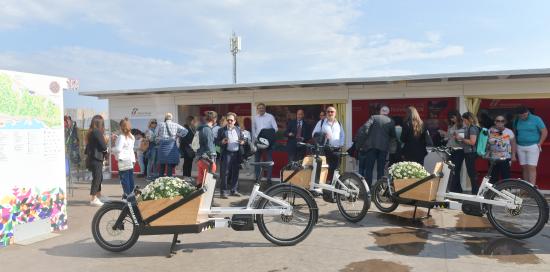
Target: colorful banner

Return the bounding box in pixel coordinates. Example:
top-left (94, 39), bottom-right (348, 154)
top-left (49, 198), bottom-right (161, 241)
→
top-left (0, 70), bottom-right (69, 246)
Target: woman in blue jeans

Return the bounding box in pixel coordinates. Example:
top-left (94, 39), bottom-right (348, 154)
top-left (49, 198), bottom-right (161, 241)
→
top-left (113, 118), bottom-right (136, 198)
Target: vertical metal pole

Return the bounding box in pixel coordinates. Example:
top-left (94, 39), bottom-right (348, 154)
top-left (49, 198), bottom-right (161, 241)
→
top-left (233, 52), bottom-right (237, 84)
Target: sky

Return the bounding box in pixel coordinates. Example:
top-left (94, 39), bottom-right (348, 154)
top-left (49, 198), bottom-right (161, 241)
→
top-left (1, 0), bottom-right (550, 112)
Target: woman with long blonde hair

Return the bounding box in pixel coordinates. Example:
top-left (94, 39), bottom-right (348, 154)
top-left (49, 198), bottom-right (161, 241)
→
top-left (400, 106), bottom-right (432, 165)
top-left (113, 118), bottom-right (136, 198)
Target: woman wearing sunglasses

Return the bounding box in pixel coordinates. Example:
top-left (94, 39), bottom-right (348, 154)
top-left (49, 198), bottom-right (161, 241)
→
top-left (487, 115), bottom-right (517, 183)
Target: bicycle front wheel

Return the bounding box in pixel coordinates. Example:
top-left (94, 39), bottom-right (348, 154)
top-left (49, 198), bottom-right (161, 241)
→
top-left (486, 180), bottom-right (549, 239)
top-left (256, 185), bottom-right (318, 246)
top-left (335, 173), bottom-right (370, 222)
top-left (91, 202), bottom-right (140, 252)
top-left (372, 177), bottom-right (399, 213)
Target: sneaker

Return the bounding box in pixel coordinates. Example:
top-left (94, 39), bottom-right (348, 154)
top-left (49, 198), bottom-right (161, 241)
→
top-left (230, 191), bottom-right (242, 197)
top-left (99, 196), bottom-right (111, 202)
top-left (220, 193), bottom-right (228, 199)
top-left (90, 198), bottom-right (104, 207)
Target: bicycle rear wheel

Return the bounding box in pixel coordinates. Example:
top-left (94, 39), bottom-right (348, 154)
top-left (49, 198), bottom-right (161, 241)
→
top-left (91, 202), bottom-right (140, 252)
top-left (256, 185), bottom-right (318, 246)
top-left (335, 173), bottom-right (370, 222)
top-left (486, 180), bottom-right (549, 239)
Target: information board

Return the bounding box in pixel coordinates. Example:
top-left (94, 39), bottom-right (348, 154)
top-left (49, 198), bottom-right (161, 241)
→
top-left (0, 70), bottom-right (69, 246)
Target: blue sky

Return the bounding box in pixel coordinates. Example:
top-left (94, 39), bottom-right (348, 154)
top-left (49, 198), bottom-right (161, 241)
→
top-left (1, 0), bottom-right (550, 112)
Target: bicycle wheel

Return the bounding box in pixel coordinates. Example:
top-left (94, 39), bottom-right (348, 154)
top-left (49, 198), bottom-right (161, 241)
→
top-left (373, 177), bottom-right (399, 213)
top-left (91, 202), bottom-right (140, 252)
top-left (335, 173), bottom-right (370, 222)
top-left (486, 180), bottom-right (549, 239)
top-left (256, 185), bottom-right (318, 246)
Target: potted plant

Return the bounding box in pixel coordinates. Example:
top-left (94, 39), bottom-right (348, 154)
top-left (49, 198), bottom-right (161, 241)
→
top-left (388, 162), bottom-right (439, 201)
top-left (137, 177), bottom-right (203, 226)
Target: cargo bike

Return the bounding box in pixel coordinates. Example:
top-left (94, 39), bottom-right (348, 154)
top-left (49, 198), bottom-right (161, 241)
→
top-left (372, 146), bottom-right (549, 239)
top-left (91, 158), bottom-right (318, 256)
top-left (280, 142), bottom-right (370, 222)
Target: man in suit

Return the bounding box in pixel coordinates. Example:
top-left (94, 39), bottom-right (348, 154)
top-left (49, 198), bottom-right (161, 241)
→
top-left (285, 109), bottom-right (311, 162)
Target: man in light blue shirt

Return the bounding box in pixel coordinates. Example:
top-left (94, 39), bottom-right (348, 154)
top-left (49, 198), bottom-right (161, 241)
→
top-left (252, 103), bottom-right (278, 183)
top-left (514, 106), bottom-right (548, 186)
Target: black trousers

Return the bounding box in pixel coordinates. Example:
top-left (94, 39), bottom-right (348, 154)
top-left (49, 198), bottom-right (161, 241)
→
top-left (464, 153), bottom-right (479, 195)
top-left (89, 160), bottom-right (103, 195)
top-left (324, 148), bottom-right (341, 182)
top-left (449, 149), bottom-right (465, 193)
top-left (182, 153), bottom-right (194, 177)
top-left (288, 146), bottom-right (307, 163)
top-left (490, 159), bottom-right (511, 183)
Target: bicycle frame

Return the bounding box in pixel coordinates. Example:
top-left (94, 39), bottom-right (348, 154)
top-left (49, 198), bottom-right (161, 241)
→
top-left (282, 144), bottom-right (367, 198)
top-left (205, 173), bottom-right (294, 216)
top-left (388, 150), bottom-right (522, 211)
top-left (440, 160), bottom-right (522, 210)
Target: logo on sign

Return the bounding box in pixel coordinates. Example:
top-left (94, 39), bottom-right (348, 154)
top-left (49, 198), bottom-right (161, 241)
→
top-left (130, 107), bottom-right (152, 117)
top-left (49, 81), bottom-right (60, 93)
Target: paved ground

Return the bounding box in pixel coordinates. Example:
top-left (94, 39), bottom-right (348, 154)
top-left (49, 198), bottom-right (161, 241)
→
top-left (1, 177), bottom-right (550, 272)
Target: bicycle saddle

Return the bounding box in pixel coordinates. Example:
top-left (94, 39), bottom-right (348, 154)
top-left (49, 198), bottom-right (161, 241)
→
top-left (249, 161), bottom-right (275, 168)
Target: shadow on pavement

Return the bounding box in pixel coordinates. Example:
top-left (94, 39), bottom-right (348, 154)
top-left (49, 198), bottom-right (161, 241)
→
top-left (41, 238), bottom-right (274, 258)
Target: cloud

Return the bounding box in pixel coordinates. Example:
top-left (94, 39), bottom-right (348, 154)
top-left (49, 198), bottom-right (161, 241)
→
top-left (0, 0), bottom-right (465, 88)
top-left (0, 47), bottom-right (203, 91)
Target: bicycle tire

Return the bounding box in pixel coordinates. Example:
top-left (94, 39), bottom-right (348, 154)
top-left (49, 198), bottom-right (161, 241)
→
top-left (91, 202), bottom-right (140, 252)
top-left (486, 179), bottom-right (549, 239)
top-left (256, 184), bottom-right (318, 246)
top-left (373, 177), bottom-right (399, 213)
top-left (335, 172), bottom-right (370, 222)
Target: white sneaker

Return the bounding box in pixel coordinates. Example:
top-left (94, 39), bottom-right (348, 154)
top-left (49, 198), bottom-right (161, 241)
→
top-left (90, 198), bottom-right (104, 207)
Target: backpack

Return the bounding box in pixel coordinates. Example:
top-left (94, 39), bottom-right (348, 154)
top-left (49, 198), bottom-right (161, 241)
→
top-left (354, 121), bottom-right (371, 151)
top-left (191, 131), bottom-right (200, 152)
top-left (476, 126), bottom-right (489, 157)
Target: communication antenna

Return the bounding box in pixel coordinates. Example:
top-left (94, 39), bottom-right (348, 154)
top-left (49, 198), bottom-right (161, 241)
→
top-left (230, 32), bottom-right (241, 84)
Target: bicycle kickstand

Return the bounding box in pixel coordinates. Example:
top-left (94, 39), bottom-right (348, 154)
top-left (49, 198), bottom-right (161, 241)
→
top-left (167, 234), bottom-right (181, 258)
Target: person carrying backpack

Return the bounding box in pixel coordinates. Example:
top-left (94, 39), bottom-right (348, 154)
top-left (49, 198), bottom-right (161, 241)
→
top-left (180, 115), bottom-right (197, 177)
top-left (196, 111), bottom-right (218, 187)
top-left (457, 112), bottom-right (480, 195)
top-left (355, 106), bottom-right (395, 188)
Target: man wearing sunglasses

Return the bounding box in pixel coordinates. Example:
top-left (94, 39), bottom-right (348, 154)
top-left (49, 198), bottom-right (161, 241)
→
top-left (487, 115), bottom-right (517, 183)
top-left (217, 112), bottom-right (245, 198)
top-left (312, 106), bottom-right (345, 180)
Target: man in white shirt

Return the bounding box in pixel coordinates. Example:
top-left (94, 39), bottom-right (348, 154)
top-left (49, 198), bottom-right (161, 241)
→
top-left (252, 103), bottom-right (278, 183)
top-left (312, 106), bottom-right (345, 180)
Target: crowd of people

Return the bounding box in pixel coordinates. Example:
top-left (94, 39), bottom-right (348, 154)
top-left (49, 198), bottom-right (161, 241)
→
top-left (78, 103), bottom-right (547, 206)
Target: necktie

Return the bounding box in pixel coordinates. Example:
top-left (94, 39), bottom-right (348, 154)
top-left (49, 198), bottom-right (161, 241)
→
top-left (297, 121), bottom-right (302, 139)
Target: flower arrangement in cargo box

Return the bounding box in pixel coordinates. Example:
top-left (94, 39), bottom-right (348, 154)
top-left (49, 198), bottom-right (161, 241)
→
top-left (388, 161), bottom-right (430, 180)
top-left (139, 177), bottom-right (196, 201)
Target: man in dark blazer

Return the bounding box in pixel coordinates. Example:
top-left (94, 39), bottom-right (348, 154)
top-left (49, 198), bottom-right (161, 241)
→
top-left (285, 109), bottom-right (311, 162)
